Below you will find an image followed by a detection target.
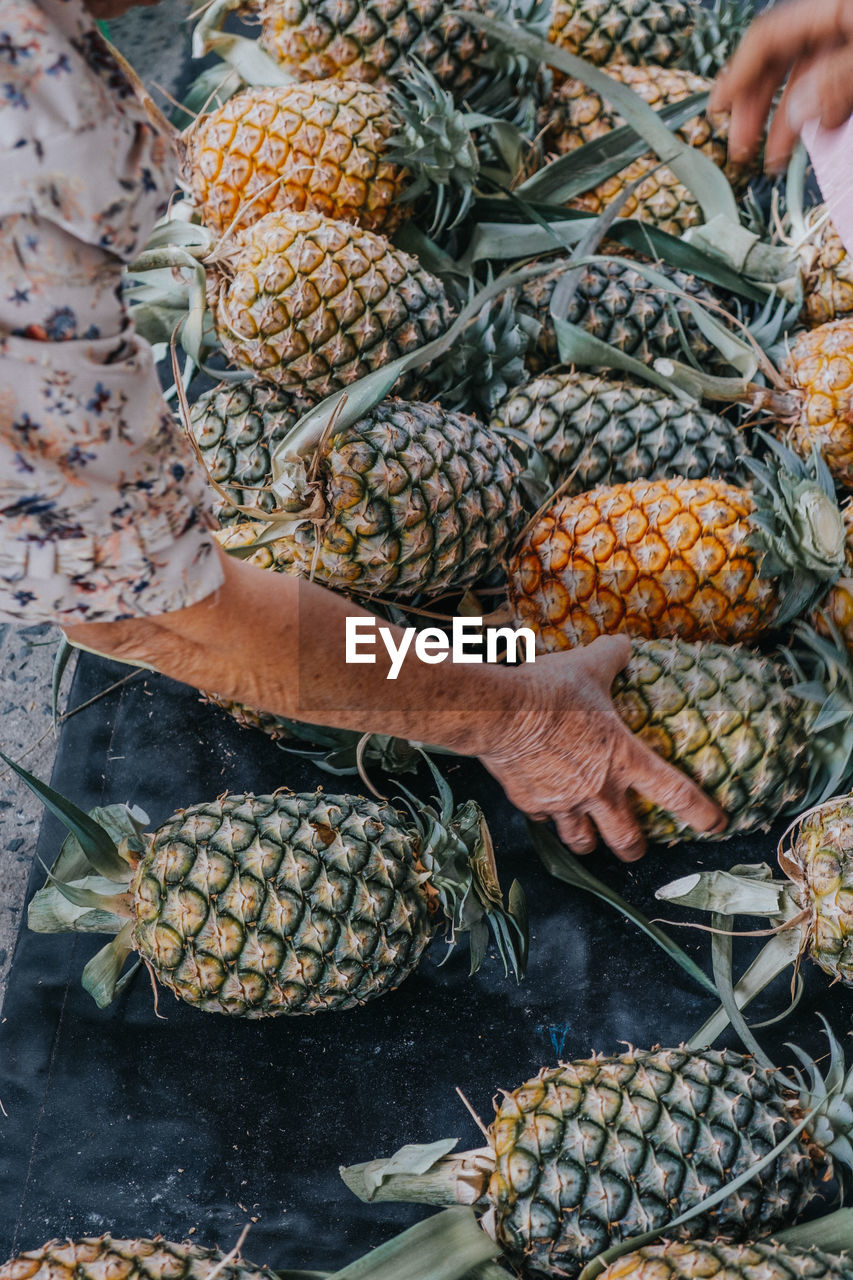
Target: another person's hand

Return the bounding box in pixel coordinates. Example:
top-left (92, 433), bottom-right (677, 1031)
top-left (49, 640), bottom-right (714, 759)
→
top-left (477, 635), bottom-right (727, 863)
top-left (711, 0), bottom-right (853, 173)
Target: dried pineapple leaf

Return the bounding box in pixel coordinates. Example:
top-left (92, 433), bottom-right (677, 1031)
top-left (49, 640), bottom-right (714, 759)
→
top-left (81, 921), bottom-right (136, 1008)
top-left (655, 867), bottom-right (791, 916)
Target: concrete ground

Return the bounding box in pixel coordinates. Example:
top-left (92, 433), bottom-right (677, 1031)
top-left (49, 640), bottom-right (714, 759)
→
top-left (0, 1), bottom-right (187, 1008)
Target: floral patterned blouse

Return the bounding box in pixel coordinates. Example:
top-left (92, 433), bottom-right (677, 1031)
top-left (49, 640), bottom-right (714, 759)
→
top-left (0, 0), bottom-right (224, 623)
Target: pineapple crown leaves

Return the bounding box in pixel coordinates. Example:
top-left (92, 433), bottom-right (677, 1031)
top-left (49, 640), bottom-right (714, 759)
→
top-left (387, 61), bottom-right (487, 236)
top-left (464, 0), bottom-right (554, 129)
top-left (784, 620), bottom-right (853, 805)
top-left (422, 286), bottom-right (530, 414)
top-left (785, 1018), bottom-right (853, 1182)
top-left (394, 755), bottom-right (528, 981)
top-left (742, 431), bottom-right (847, 624)
top-left (675, 0), bottom-right (757, 78)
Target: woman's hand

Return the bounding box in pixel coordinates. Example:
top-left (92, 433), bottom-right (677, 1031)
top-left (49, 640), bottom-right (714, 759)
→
top-left (712, 0), bottom-right (853, 173)
top-left (65, 550), bottom-right (726, 863)
top-left (478, 635), bottom-right (726, 863)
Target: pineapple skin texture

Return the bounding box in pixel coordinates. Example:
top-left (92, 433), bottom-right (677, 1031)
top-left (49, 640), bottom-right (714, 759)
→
top-left (613, 639), bottom-right (812, 840)
top-left (252, 0), bottom-right (488, 93)
top-left (130, 792), bottom-right (434, 1017)
top-left (0, 1239), bottom-right (274, 1280)
top-left (489, 1050), bottom-right (816, 1280)
top-left (782, 319), bottom-right (853, 487)
top-left (601, 1240), bottom-right (853, 1280)
top-left (537, 64), bottom-right (749, 237)
top-left (508, 477), bottom-right (777, 650)
top-left (187, 82), bottom-right (409, 236)
top-left (516, 259), bottom-right (728, 377)
top-left (803, 218), bottom-right (853, 327)
top-left (548, 0), bottom-right (692, 66)
top-left (208, 210), bottom-right (453, 397)
top-left (491, 371), bottom-right (747, 490)
top-left (784, 796), bottom-right (853, 985)
top-left (217, 399), bottom-right (526, 598)
top-left (190, 379), bottom-right (314, 521)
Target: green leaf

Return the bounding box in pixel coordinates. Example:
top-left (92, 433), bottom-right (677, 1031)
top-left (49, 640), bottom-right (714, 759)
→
top-left (81, 922), bottom-right (135, 1007)
top-left (51, 635), bottom-right (74, 735)
top-left (0, 749), bottom-right (129, 882)
top-left (710, 911), bottom-right (776, 1069)
top-left (552, 318), bottom-right (696, 399)
top-left (528, 820), bottom-right (717, 996)
top-left (328, 1208), bottom-right (495, 1280)
top-left (457, 12), bottom-right (739, 223)
top-left (776, 1206), bottom-right (853, 1252)
top-left (518, 93), bottom-right (710, 203)
top-left (688, 928), bottom-right (803, 1048)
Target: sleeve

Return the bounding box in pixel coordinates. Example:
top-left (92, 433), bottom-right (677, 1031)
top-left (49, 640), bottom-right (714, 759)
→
top-left (0, 211), bottom-right (226, 626)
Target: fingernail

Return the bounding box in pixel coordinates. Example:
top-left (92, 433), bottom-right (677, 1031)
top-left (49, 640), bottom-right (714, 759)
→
top-left (786, 72), bottom-right (820, 132)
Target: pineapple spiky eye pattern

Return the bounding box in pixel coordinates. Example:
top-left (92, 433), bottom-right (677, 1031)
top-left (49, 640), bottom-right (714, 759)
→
top-left (601, 1241), bottom-right (853, 1280)
top-left (780, 795), bottom-right (853, 984)
top-left (216, 399), bottom-right (526, 599)
top-left (802, 219), bottom-right (853, 327)
top-left (779, 320), bottom-right (853, 487)
top-left (548, 0), bottom-right (693, 65)
top-left (189, 380), bottom-right (314, 521)
top-left (186, 82), bottom-right (410, 236)
top-left (0, 1239), bottom-right (274, 1280)
top-left (491, 371), bottom-right (748, 490)
top-left (489, 1050), bottom-right (815, 1280)
top-left (612, 639), bottom-right (813, 840)
top-left (508, 477), bottom-right (778, 650)
top-left (516, 259), bottom-right (730, 377)
top-left (207, 209), bottom-right (454, 395)
top-left (254, 0), bottom-right (489, 92)
top-left (130, 792), bottom-right (433, 1017)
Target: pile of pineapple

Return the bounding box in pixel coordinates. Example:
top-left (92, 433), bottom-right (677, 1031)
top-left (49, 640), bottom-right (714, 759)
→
top-left (20, 4), bottom-right (853, 1276)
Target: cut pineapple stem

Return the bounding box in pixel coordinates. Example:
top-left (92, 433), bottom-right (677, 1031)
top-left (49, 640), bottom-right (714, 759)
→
top-left (340, 1144), bottom-right (494, 1207)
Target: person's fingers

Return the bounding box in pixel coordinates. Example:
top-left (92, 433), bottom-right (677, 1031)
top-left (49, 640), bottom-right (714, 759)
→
top-left (764, 57), bottom-right (821, 170)
top-left (553, 810), bottom-right (598, 854)
top-left (726, 76), bottom-right (786, 164)
top-left (713, 0), bottom-right (853, 113)
top-left (622, 738), bottom-right (727, 837)
top-left (576, 632), bottom-right (632, 686)
top-left (585, 795), bottom-right (647, 862)
top-left (787, 43), bottom-right (853, 134)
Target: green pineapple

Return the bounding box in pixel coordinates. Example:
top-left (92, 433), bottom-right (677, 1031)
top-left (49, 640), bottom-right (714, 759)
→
top-left (490, 370), bottom-right (748, 489)
top-left (341, 1040), bottom-right (853, 1279)
top-left (22, 770), bottom-right (526, 1017)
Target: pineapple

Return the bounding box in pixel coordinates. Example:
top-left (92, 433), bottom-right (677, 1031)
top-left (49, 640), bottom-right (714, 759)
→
top-left (189, 380), bottom-right (313, 521)
top-left (536, 63), bottom-right (752, 237)
top-left (1, 1213), bottom-right (495, 1280)
top-left (490, 370), bottom-right (748, 490)
top-left (515, 258), bottom-right (733, 377)
top-left (599, 1241), bottom-right (853, 1280)
top-left (214, 398), bottom-right (526, 599)
top-left (24, 775), bottom-right (526, 1015)
top-left (508, 447), bottom-right (847, 651)
top-left (547, 0), bottom-right (692, 66)
top-left (239, 0), bottom-right (491, 93)
top-left (801, 213), bottom-right (853, 327)
top-left (764, 319), bottom-right (853, 488)
top-left (184, 70), bottom-right (480, 237)
top-left (341, 1040), bottom-right (853, 1277)
top-left (204, 209), bottom-right (454, 396)
top-left (778, 793), bottom-right (853, 985)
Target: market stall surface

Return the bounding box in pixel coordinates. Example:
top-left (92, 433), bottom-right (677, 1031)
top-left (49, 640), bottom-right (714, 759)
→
top-left (0, 651), bottom-right (849, 1267)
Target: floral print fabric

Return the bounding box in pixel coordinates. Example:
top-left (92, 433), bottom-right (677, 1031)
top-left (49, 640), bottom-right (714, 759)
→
top-left (0, 0), bottom-right (224, 623)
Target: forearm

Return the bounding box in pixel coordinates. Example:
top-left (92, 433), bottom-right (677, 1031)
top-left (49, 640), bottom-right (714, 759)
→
top-left (64, 546), bottom-right (520, 757)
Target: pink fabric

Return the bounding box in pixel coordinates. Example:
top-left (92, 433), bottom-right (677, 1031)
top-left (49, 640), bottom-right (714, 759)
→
top-left (802, 116), bottom-right (853, 253)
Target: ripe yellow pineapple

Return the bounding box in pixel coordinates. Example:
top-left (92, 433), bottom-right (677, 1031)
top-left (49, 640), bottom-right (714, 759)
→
top-left (204, 209), bottom-right (454, 396)
top-left (508, 447), bottom-right (846, 651)
top-left (548, 0), bottom-right (692, 65)
top-left (801, 213), bottom-right (853, 327)
top-left (184, 70), bottom-right (480, 236)
top-left (768, 319), bottom-right (853, 486)
top-left (535, 63), bottom-right (752, 236)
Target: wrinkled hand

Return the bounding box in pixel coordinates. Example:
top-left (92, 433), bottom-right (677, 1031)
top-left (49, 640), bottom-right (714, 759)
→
top-left (478, 635), bottom-right (727, 863)
top-left (711, 0), bottom-right (853, 172)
